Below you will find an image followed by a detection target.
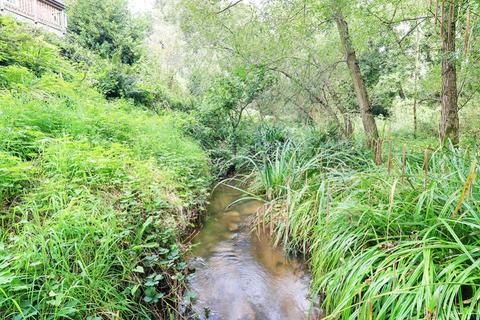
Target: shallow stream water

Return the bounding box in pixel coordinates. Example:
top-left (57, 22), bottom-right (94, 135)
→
top-left (186, 184), bottom-right (319, 320)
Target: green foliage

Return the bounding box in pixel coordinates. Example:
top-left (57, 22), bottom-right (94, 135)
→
top-left (0, 17), bottom-right (73, 77)
top-left (95, 62), bottom-right (155, 103)
top-left (66, 0), bottom-right (149, 65)
top-left (204, 65), bottom-right (274, 113)
top-left (250, 140), bottom-right (480, 319)
top-left (188, 65), bottom-right (274, 174)
top-left (0, 18), bottom-right (211, 319)
top-left (94, 62), bottom-right (188, 111)
top-left (0, 152), bottom-right (34, 203)
top-left (63, 0), bottom-right (187, 112)
top-left (248, 123), bottom-right (288, 157)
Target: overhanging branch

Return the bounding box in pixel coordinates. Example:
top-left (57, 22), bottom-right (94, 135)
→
top-left (216, 0), bottom-right (243, 14)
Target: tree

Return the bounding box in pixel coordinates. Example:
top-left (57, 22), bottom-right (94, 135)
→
top-left (200, 65), bottom-right (273, 157)
top-left (438, 0), bottom-right (459, 145)
top-left (177, 0), bottom-right (480, 147)
top-left (334, 8), bottom-right (379, 147)
top-left (66, 0), bottom-right (149, 65)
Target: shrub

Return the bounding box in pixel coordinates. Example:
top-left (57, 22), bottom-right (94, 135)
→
top-left (0, 17), bottom-right (73, 77)
top-left (66, 0), bottom-right (149, 65)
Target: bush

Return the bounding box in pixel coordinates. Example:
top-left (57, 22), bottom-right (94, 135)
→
top-left (0, 17), bottom-right (73, 77)
top-left (66, 0), bottom-right (149, 65)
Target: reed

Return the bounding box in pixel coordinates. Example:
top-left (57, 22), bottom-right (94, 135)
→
top-left (249, 140), bottom-right (480, 319)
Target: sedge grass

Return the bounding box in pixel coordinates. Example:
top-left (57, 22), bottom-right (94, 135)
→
top-left (250, 140), bottom-right (480, 319)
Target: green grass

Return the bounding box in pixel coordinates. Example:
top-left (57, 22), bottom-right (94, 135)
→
top-left (0, 17), bottom-right (211, 319)
top-left (249, 140), bottom-right (480, 319)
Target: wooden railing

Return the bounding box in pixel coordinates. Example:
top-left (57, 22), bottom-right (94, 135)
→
top-left (4, 0), bottom-right (34, 17)
top-left (0, 0), bottom-right (67, 34)
top-left (37, 0), bottom-right (65, 30)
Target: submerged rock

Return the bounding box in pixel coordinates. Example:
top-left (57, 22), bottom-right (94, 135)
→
top-left (228, 223), bottom-right (240, 232)
top-left (224, 210), bottom-right (240, 218)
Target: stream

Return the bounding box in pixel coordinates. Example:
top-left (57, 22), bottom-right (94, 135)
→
top-left (186, 184), bottom-right (320, 320)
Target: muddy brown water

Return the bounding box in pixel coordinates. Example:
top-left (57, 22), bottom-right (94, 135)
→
top-left (186, 184), bottom-right (319, 320)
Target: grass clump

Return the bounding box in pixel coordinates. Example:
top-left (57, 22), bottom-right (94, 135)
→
top-left (250, 140), bottom-right (480, 319)
top-left (0, 17), bottom-right (211, 319)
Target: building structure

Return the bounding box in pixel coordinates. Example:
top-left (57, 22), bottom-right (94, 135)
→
top-left (0, 0), bottom-right (67, 35)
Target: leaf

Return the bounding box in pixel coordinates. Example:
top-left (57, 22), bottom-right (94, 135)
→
top-left (132, 242), bottom-right (159, 251)
top-left (0, 274), bottom-right (14, 285)
top-left (176, 262), bottom-right (187, 270)
top-left (46, 297), bottom-right (62, 307)
top-left (131, 284), bottom-right (140, 296)
top-left (133, 266), bottom-right (144, 273)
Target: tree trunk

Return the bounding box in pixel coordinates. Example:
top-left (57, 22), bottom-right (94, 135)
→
top-left (337, 105), bottom-right (353, 138)
top-left (413, 26), bottom-right (421, 139)
top-left (324, 104), bottom-right (345, 137)
top-left (325, 82), bottom-right (353, 139)
top-left (316, 90), bottom-right (345, 138)
top-left (335, 11), bottom-right (379, 147)
top-left (439, 1), bottom-right (459, 146)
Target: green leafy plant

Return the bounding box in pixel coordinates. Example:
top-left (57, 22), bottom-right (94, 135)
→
top-left (0, 17), bottom-right (211, 319)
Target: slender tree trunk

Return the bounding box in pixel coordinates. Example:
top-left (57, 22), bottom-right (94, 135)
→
top-left (318, 89), bottom-right (345, 138)
top-left (326, 84), bottom-right (353, 138)
top-left (413, 25), bottom-right (421, 139)
top-left (397, 82), bottom-right (406, 100)
top-left (323, 104), bottom-right (345, 137)
top-left (413, 94), bottom-right (418, 139)
top-left (439, 1), bottom-right (459, 145)
top-left (335, 11), bottom-right (379, 147)
top-left (337, 105), bottom-right (353, 138)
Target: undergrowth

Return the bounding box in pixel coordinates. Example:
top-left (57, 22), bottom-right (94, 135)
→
top-left (250, 140), bottom-right (480, 319)
top-left (0, 17), bottom-right (211, 319)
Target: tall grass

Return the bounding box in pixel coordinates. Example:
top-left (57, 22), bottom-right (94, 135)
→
top-left (0, 17), bottom-right (211, 319)
top-left (250, 140), bottom-right (480, 319)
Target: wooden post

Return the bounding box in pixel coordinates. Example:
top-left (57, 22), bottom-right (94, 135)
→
top-left (387, 141), bottom-right (393, 174)
top-left (424, 149), bottom-right (429, 190)
top-left (62, 9), bottom-right (67, 34)
top-left (375, 139), bottom-right (383, 165)
top-left (33, 0), bottom-right (38, 24)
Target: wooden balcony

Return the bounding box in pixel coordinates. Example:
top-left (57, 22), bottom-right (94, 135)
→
top-left (0, 0), bottom-right (67, 35)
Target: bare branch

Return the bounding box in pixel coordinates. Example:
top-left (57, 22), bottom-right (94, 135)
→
top-left (216, 0), bottom-right (243, 14)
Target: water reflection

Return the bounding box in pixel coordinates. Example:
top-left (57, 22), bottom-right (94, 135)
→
top-left (187, 184), bottom-right (319, 320)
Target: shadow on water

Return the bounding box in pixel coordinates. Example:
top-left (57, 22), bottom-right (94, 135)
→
top-left (186, 183), bottom-right (322, 320)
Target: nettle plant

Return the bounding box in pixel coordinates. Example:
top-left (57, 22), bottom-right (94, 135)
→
top-left (125, 221), bottom-right (187, 307)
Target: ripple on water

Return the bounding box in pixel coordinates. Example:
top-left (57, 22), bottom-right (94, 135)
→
top-left (186, 184), bottom-right (321, 320)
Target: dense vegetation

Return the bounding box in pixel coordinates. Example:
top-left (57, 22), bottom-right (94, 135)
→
top-left (172, 0), bottom-right (480, 318)
top-left (1, 0), bottom-right (480, 319)
top-left (0, 14), bottom-right (209, 319)
top-left (249, 141), bottom-right (479, 319)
